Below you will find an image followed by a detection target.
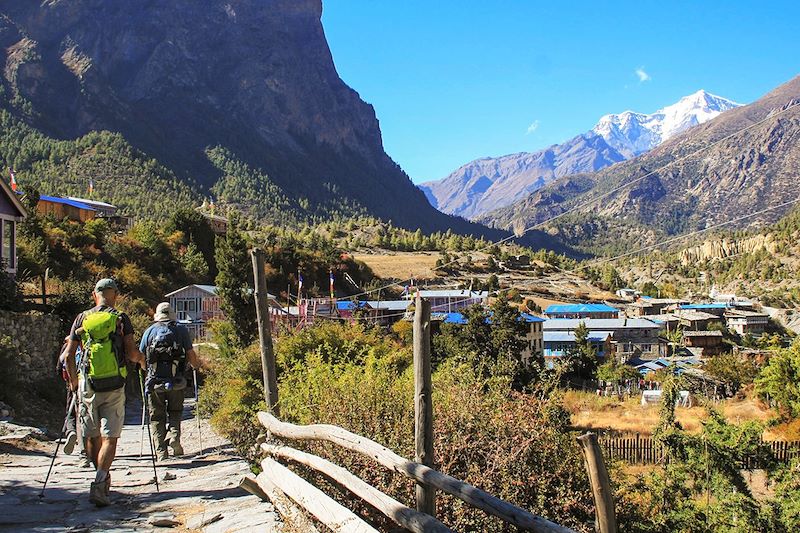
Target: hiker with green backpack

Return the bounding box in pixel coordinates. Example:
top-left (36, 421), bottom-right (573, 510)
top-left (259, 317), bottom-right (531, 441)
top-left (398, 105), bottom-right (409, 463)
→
top-left (64, 278), bottom-right (145, 507)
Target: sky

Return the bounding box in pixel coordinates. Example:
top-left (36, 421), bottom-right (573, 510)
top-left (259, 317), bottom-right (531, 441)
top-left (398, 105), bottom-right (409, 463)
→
top-left (321, 1), bottom-right (800, 184)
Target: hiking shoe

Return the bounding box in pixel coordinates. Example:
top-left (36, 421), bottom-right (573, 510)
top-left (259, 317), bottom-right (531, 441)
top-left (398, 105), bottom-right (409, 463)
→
top-left (156, 451), bottom-right (169, 462)
top-left (63, 431), bottom-right (77, 455)
top-left (169, 440), bottom-right (184, 457)
top-left (89, 481), bottom-right (111, 507)
top-left (78, 455), bottom-right (92, 469)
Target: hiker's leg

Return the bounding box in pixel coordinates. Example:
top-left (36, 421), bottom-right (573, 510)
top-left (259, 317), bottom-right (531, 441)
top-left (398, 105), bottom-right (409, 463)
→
top-left (166, 388), bottom-right (185, 455)
top-left (96, 437), bottom-right (118, 470)
top-left (65, 388), bottom-right (77, 435)
top-left (86, 437), bottom-right (101, 467)
top-left (148, 389), bottom-right (169, 458)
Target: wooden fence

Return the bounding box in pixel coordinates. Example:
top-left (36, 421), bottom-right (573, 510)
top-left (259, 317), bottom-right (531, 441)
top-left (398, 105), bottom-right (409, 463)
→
top-left (600, 435), bottom-right (800, 466)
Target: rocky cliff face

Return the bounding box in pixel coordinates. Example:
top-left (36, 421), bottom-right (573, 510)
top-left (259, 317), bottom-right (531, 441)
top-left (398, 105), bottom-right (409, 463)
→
top-left (480, 76), bottom-right (800, 240)
top-left (0, 0), bottom-right (503, 235)
top-left (678, 234), bottom-right (778, 264)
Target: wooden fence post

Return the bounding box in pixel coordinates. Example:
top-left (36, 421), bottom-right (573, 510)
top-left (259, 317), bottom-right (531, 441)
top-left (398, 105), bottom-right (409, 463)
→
top-left (413, 293), bottom-right (435, 516)
top-left (251, 249), bottom-right (279, 414)
top-left (577, 432), bottom-right (617, 533)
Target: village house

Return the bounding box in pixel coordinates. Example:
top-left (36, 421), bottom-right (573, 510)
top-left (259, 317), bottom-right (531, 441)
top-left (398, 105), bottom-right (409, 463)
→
top-left (520, 312), bottom-right (545, 365)
top-left (37, 195), bottom-right (97, 223)
top-left (67, 197), bottom-right (133, 230)
top-left (0, 180), bottom-right (27, 275)
top-left (543, 303), bottom-right (619, 319)
top-left (402, 289), bottom-right (488, 313)
top-left (615, 288), bottom-right (639, 300)
top-left (626, 298), bottom-right (689, 317)
top-left (682, 330), bottom-right (725, 357)
top-left (724, 309), bottom-right (769, 336)
top-left (673, 303), bottom-right (728, 318)
top-left (437, 310), bottom-right (544, 365)
top-left (543, 330), bottom-right (611, 368)
top-left (166, 284), bottom-right (284, 340)
top-left (543, 318), bottom-right (665, 360)
top-left (672, 309), bottom-right (723, 331)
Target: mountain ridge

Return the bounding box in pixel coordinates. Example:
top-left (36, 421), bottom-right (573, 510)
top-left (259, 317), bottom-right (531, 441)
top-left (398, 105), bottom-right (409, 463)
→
top-left (478, 75), bottom-right (800, 248)
top-left (422, 89), bottom-right (741, 220)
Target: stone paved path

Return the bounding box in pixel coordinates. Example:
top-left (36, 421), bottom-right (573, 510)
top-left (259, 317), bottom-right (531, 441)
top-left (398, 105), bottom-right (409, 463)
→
top-left (0, 397), bottom-right (281, 532)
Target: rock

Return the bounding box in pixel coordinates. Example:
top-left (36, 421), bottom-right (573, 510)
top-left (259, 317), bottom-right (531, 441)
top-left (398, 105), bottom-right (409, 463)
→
top-left (186, 513), bottom-right (223, 530)
top-left (149, 513), bottom-right (180, 527)
top-left (0, 401), bottom-right (15, 420)
top-left (161, 471), bottom-right (176, 481)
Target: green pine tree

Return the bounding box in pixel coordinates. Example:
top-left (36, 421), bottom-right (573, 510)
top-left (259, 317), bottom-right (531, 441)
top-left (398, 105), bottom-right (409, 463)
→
top-left (214, 214), bottom-right (257, 347)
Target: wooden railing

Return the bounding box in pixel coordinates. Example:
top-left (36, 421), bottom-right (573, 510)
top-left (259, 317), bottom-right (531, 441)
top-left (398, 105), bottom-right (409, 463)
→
top-left (600, 434), bottom-right (800, 466)
top-left (248, 411), bottom-right (575, 532)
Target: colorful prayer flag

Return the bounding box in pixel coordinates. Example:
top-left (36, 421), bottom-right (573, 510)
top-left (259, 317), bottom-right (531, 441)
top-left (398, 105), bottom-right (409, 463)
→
top-left (329, 270), bottom-right (335, 299)
top-left (8, 168), bottom-right (18, 192)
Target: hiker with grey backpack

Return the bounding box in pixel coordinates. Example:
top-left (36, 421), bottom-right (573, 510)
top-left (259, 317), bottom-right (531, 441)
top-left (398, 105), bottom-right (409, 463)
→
top-left (139, 302), bottom-right (200, 461)
top-left (63, 279), bottom-right (145, 507)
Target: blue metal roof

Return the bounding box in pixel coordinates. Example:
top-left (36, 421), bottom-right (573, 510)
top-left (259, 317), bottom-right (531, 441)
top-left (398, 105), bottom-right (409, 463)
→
top-left (443, 312), bottom-right (468, 325)
top-left (336, 300), bottom-right (371, 311)
top-left (678, 303), bottom-right (728, 310)
top-left (544, 303), bottom-right (618, 314)
top-left (520, 312), bottom-right (545, 323)
top-left (39, 195), bottom-right (96, 211)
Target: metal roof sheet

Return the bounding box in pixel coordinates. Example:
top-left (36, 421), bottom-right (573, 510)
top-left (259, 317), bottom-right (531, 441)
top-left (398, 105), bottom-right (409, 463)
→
top-left (544, 303), bottom-right (618, 314)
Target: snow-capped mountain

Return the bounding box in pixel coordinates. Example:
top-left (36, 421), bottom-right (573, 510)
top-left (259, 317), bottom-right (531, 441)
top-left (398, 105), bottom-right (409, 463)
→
top-left (592, 90), bottom-right (741, 158)
top-left (422, 90), bottom-right (742, 219)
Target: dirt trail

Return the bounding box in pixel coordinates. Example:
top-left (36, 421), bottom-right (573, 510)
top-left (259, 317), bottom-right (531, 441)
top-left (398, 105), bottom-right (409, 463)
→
top-left (0, 397), bottom-right (280, 532)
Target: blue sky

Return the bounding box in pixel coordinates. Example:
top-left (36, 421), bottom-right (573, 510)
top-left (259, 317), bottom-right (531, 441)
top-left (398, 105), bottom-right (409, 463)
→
top-left (321, 1), bottom-right (800, 184)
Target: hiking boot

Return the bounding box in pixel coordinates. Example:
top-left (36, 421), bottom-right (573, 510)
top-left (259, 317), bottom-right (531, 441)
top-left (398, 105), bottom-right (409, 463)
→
top-left (63, 431), bottom-right (77, 455)
top-left (156, 450), bottom-right (169, 462)
top-left (89, 481), bottom-right (111, 507)
top-left (78, 455), bottom-right (92, 469)
top-left (168, 439), bottom-right (184, 457)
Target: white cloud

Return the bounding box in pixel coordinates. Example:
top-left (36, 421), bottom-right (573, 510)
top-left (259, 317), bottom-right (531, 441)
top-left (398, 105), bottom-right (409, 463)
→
top-left (635, 67), bottom-right (651, 83)
top-left (526, 120), bottom-right (540, 135)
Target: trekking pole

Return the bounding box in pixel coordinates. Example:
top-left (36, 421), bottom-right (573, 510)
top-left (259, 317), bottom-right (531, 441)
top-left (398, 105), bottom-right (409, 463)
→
top-left (40, 395), bottom-right (76, 498)
top-left (193, 368), bottom-right (203, 456)
top-left (139, 369), bottom-right (160, 492)
top-left (139, 397), bottom-right (146, 458)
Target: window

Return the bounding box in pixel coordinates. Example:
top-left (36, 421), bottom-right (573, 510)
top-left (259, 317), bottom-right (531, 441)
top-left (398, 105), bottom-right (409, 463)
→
top-left (175, 298), bottom-right (198, 320)
top-left (1, 219), bottom-right (14, 268)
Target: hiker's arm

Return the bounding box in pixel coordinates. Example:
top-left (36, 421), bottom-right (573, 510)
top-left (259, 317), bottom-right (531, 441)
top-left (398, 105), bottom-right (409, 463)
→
top-left (123, 333), bottom-right (145, 368)
top-left (186, 347), bottom-right (201, 370)
top-left (65, 339), bottom-right (79, 391)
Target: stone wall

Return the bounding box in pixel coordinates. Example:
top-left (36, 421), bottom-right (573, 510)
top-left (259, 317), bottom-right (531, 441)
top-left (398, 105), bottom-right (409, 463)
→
top-left (0, 310), bottom-right (64, 384)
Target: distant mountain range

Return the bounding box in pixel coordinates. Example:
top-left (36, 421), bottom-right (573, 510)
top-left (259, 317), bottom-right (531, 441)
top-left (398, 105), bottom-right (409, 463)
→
top-left (421, 90), bottom-right (741, 220)
top-left (479, 75), bottom-right (800, 248)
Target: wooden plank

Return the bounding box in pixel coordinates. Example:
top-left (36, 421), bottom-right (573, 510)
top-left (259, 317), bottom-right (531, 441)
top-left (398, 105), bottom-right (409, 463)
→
top-left (257, 411), bottom-right (574, 533)
top-left (262, 443), bottom-right (452, 533)
top-left (413, 294), bottom-right (435, 516)
top-left (255, 471), bottom-right (321, 533)
top-left (260, 457), bottom-right (377, 533)
top-left (577, 433), bottom-right (617, 533)
top-left (239, 475), bottom-right (269, 501)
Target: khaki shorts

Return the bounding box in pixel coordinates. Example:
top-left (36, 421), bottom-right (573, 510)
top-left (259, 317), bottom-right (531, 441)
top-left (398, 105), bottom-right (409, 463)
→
top-left (78, 377), bottom-right (126, 439)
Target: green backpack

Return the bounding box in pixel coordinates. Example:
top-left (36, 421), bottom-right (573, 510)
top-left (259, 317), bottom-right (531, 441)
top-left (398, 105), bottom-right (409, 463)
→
top-left (81, 310), bottom-right (127, 392)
